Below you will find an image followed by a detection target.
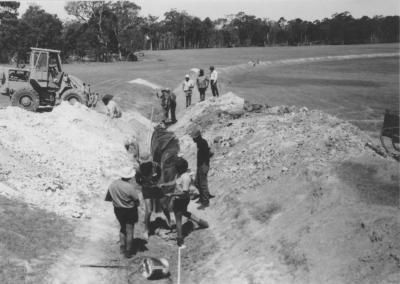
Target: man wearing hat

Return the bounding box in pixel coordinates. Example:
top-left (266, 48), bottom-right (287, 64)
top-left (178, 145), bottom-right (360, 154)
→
top-left (105, 167), bottom-right (140, 258)
top-left (182, 74), bottom-right (195, 108)
top-left (190, 126), bottom-right (214, 209)
top-left (157, 88), bottom-right (177, 123)
top-left (209, 66), bottom-right (219, 97)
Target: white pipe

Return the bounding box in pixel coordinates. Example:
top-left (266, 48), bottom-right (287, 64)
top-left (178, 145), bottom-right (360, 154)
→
top-left (177, 247), bottom-right (182, 284)
top-left (147, 107), bottom-right (154, 154)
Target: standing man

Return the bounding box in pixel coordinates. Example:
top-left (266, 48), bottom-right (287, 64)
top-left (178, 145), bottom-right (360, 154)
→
top-left (209, 66), bottom-right (219, 97)
top-left (105, 167), bottom-right (140, 258)
top-left (168, 89), bottom-right (177, 123)
top-left (157, 88), bottom-right (171, 121)
top-left (190, 126), bottom-right (213, 209)
top-left (182, 74), bottom-right (194, 108)
top-left (196, 69), bottom-right (209, 102)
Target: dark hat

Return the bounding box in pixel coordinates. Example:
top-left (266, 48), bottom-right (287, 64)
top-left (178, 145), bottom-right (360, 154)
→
top-left (101, 94), bottom-right (113, 104)
top-left (175, 157), bottom-right (189, 175)
top-left (209, 66), bottom-right (214, 70)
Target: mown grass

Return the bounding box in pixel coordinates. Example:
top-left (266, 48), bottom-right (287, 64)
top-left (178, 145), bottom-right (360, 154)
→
top-left (2, 43), bottom-right (398, 130)
top-left (228, 56), bottom-right (399, 136)
top-left (61, 43), bottom-right (399, 136)
top-left (0, 195), bottom-right (74, 284)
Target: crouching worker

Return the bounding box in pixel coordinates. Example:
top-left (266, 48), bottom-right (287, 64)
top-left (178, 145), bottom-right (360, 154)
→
top-left (102, 94), bottom-right (122, 119)
top-left (105, 167), bottom-right (139, 258)
top-left (135, 154), bottom-right (171, 241)
top-left (170, 157), bottom-right (209, 247)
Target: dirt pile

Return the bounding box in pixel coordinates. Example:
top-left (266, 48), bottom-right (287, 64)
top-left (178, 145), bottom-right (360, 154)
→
top-left (171, 93), bottom-right (399, 284)
top-left (0, 102), bottom-right (151, 217)
top-left (0, 93), bottom-right (398, 284)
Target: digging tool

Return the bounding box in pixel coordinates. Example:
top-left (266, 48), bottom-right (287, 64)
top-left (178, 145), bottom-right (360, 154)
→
top-left (80, 255), bottom-right (169, 279)
top-left (80, 264), bottom-right (128, 269)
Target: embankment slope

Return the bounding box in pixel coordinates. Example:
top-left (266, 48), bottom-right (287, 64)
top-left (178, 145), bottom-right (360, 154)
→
top-left (0, 93), bottom-right (398, 283)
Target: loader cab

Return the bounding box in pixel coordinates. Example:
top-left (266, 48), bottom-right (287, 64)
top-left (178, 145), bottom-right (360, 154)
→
top-left (29, 48), bottom-right (63, 89)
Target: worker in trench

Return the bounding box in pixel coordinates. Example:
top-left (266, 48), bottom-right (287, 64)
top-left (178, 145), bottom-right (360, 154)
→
top-left (123, 136), bottom-right (172, 240)
top-left (102, 94), bottom-right (122, 119)
top-left (105, 167), bottom-right (140, 258)
top-left (157, 88), bottom-right (177, 123)
top-left (134, 153), bottom-right (172, 241)
top-left (167, 156), bottom-right (209, 246)
top-left (190, 126), bottom-right (214, 209)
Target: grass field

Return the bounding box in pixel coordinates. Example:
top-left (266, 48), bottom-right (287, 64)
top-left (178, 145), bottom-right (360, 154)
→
top-left (1, 43), bottom-right (399, 133)
top-left (228, 56), bottom-right (399, 136)
top-left (61, 43), bottom-right (399, 137)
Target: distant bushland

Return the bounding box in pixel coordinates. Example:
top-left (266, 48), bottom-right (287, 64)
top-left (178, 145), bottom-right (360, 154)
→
top-left (0, 1), bottom-right (399, 63)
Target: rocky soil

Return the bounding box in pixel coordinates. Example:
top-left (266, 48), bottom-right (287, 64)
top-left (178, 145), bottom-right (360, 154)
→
top-left (0, 93), bottom-right (398, 283)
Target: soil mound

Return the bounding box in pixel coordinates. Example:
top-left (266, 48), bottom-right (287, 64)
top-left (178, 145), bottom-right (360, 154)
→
top-left (0, 102), bottom-right (151, 217)
top-left (0, 93), bottom-right (398, 284)
top-left (172, 93), bottom-right (399, 284)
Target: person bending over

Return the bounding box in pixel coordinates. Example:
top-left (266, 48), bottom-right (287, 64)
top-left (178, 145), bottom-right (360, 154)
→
top-left (170, 157), bottom-right (209, 246)
top-left (135, 154), bottom-right (171, 240)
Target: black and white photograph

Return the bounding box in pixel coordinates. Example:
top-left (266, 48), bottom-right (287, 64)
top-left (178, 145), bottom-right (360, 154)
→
top-left (0, 0), bottom-right (399, 283)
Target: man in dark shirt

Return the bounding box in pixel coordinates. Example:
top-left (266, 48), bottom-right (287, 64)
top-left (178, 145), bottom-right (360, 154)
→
top-left (105, 167), bottom-right (139, 258)
top-left (134, 156), bottom-right (165, 241)
top-left (190, 127), bottom-right (213, 209)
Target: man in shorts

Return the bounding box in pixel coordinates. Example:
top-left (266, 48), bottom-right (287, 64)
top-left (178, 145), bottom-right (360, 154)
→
top-left (171, 157), bottom-right (209, 246)
top-left (105, 167), bottom-right (140, 258)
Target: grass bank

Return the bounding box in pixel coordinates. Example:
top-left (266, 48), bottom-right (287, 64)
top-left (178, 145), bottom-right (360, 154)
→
top-left (0, 194), bottom-right (75, 284)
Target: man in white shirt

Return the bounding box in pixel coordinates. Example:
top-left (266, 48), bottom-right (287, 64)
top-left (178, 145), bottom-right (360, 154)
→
top-left (182, 74), bottom-right (195, 108)
top-left (209, 66), bottom-right (219, 97)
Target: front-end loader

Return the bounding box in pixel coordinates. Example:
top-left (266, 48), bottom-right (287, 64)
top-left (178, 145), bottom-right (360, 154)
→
top-left (0, 47), bottom-right (94, 111)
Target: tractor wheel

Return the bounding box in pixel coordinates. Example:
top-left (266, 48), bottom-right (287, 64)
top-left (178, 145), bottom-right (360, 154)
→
top-left (61, 90), bottom-right (88, 106)
top-left (11, 88), bottom-right (40, 112)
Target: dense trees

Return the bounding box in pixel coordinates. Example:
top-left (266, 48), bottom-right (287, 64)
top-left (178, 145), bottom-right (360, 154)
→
top-left (0, 2), bottom-right (63, 62)
top-left (0, 1), bottom-right (398, 63)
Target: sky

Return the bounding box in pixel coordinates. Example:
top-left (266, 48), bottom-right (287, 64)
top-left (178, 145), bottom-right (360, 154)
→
top-left (18, 0), bottom-right (400, 21)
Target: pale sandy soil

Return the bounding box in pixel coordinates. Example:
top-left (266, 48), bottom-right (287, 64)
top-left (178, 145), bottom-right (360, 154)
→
top-left (0, 91), bottom-right (398, 283)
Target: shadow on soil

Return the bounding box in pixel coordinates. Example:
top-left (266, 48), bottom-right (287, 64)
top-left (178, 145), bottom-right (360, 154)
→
top-left (336, 160), bottom-right (399, 207)
top-left (0, 195), bottom-right (74, 284)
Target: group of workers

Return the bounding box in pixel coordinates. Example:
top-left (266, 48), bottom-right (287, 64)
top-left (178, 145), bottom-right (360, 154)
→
top-left (100, 66), bottom-right (219, 257)
top-left (106, 124), bottom-right (214, 258)
top-left (182, 65), bottom-right (219, 108)
top-left (158, 66), bottom-right (220, 123)
top-left (101, 66), bottom-right (219, 123)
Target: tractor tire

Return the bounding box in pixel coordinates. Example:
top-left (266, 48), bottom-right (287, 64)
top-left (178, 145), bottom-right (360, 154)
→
top-left (11, 88), bottom-right (40, 112)
top-left (61, 89), bottom-right (88, 106)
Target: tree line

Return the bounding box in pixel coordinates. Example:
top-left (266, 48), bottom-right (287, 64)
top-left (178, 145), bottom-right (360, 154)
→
top-left (0, 1), bottom-right (399, 63)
